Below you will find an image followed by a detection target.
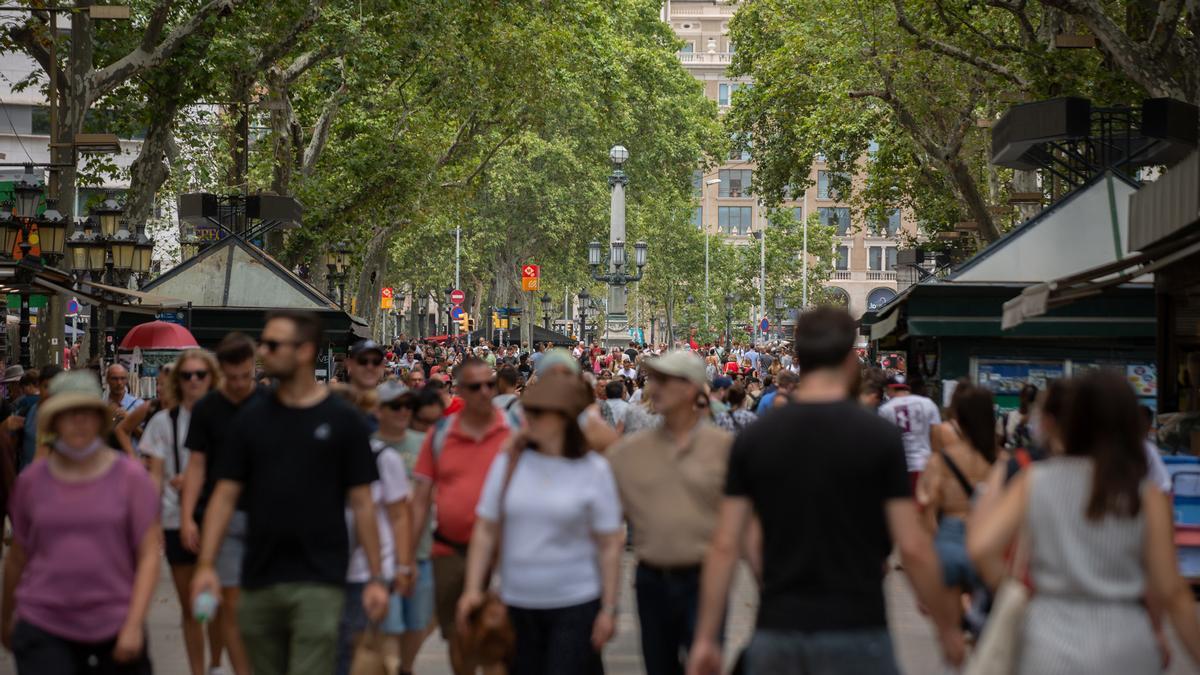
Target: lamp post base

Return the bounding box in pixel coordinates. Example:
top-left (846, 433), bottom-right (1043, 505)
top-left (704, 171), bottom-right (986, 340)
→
top-left (602, 313), bottom-right (630, 349)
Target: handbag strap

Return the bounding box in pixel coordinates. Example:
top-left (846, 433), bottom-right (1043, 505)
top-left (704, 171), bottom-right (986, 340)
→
top-left (489, 442), bottom-right (522, 575)
top-left (941, 448), bottom-right (975, 498)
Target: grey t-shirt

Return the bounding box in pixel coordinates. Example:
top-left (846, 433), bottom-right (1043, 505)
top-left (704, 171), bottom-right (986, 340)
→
top-left (384, 430), bottom-right (433, 560)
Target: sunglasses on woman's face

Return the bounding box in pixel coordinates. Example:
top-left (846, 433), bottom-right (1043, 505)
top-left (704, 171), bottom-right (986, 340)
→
top-left (179, 370), bottom-right (210, 381)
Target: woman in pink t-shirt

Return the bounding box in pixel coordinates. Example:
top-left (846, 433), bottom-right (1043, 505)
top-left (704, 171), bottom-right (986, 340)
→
top-left (1, 371), bottom-right (161, 674)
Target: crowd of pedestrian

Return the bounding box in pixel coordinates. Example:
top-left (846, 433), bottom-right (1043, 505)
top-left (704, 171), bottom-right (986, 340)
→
top-left (0, 307), bottom-right (1198, 675)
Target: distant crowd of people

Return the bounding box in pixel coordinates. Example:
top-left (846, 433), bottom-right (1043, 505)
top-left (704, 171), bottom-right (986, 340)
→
top-left (0, 308), bottom-right (1198, 675)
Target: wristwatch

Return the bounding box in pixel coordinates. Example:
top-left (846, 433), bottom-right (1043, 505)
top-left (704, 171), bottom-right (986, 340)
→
top-left (395, 564), bottom-right (415, 577)
top-left (367, 576), bottom-right (389, 588)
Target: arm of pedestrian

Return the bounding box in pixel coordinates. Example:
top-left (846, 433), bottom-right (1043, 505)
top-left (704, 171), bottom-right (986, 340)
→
top-left (1, 540), bottom-right (27, 651)
top-left (1144, 484), bottom-right (1200, 668)
top-left (456, 516), bottom-right (500, 636)
top-left (114, 402), bottom-right (149, 457)
top-left (919, 454), bottom-right (942, 535)
top-left (592, 530), bottom-right (623, 650)
top-left (191, 480), bottom-right (242, 605)
top-left (147, 455), bottom-right (165, 495)
top-left (740, 514), bottom-right (764, 588)
top-left (966, 470), bottom-right (1029, 572)
top-left (387, 498), bottom-right (415, 597)
top-left (409, 478), bottom-right (434, 564)
top-left (886, 498), bottom-right (964, 667)
top-left (688, 496), bottom-right (753, 675)
top-left (349, 484), bottom-right (389, 621)
top-left (179, 453), bottom-right (205, 553)
top-left (114, 520), bottom-right (162, 663)
top-left (581, 403), bottom-right (620, 452)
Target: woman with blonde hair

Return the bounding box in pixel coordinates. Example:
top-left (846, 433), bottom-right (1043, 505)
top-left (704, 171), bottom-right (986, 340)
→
top-left (141, 349), bottom-right (224, 675)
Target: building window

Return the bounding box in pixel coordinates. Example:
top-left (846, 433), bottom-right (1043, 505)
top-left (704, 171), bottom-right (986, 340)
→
top-left (30, 107), bottom-right (50, 135)
top-left (692, 169), bottom-right (702, 198)
top-left (681, 42), bottom-right (694, 54)
top-left (836, 245), bottom-right (849, 271)
top-left (719, 169), bottom-right (752, 198)
top-left (792, 207), bottom-right (803, 223)
top-left (817, 170), bottom-right (849, 201)
top-left (818, 207), bottom-right (850, 235)
top-left (718, 206), bottom-right (753, 235)
top-left (692, 206), bottom-right (703, 230)
top-left (886, 247), bottom-right (897, 270)
top-left (871, 209), bottom-right (901, 236)
top-left (718, 82), bottom-right (744, 106)
top-left (869, 246), bottom-right (883, 271)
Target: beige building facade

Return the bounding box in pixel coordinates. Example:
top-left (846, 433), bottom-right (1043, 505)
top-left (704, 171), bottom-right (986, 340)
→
top-left (665, 0), bottom-right (917, 319)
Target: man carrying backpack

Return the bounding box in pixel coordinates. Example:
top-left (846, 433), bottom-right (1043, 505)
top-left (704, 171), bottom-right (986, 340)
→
top-left (409, 357), bottom-right (514, 675)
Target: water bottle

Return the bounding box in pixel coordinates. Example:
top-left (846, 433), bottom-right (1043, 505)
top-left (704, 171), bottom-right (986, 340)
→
top-left (193, 591), bottom-right (219, 623)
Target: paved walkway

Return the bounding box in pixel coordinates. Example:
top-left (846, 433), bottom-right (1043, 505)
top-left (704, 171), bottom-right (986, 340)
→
top-left (1, 556), bottom-right (1196, 674)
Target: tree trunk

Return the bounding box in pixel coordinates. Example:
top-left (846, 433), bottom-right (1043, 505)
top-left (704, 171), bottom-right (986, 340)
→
top-left (125, 104), bottom-right (179, 225)
top-left (945, 157), bottom-right (1002, 242)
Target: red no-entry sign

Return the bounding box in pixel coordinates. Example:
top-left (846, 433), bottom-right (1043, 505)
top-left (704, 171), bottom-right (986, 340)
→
top-left (450, 289), bottom-right (466, 305)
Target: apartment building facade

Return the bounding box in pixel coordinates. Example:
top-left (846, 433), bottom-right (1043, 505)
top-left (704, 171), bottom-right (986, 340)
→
top-left (666, 0), bottom-right (916, 319)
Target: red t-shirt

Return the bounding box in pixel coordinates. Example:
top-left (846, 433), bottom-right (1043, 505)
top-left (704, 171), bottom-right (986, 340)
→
top-left (443, 396), bottom-right (464, 416)
top-left (413, 410), bottom-right (513, 557)
top-left (724, 362), bottom-right (740, 375)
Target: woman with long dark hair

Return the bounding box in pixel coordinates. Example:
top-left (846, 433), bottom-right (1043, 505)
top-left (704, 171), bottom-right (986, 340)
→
top-left (969, 371), bottom-right (1200, 673)
top-left (918, 381), bottom-right (997, 630)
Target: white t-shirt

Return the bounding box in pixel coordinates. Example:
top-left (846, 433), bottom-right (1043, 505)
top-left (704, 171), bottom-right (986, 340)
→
top-left (140, 407), bottom-right (191, 529)
top-left (477, 450), bottom-right (622, 609)
top-left (878, 395), bottom-right (942, 472)
top-left (345, 439), bottom-right (412, 583)
top-left (1144, 440), bottom-right (1171, 493)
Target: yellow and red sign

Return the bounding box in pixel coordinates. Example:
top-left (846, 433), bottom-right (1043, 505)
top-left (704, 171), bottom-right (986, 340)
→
top-left (380, 286), bottom-right (394, 309)
top-left (521, 264), bottom-right (540, 291)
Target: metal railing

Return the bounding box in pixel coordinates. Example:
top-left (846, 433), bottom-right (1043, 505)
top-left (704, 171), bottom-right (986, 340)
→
top-left (867, 270), bottom-right (897, 281)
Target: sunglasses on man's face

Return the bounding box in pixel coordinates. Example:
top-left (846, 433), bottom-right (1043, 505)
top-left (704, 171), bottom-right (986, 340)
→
top-left (382, 399), bottom-right (410, 411)
top-left (356, 356), bottom-right (383, 367)
top-left (179, 370), bottom-right (210, 381)
top-left (261, 339), bottom-right (301, 353)
top-left (461, 379), bottom-right (496, 392)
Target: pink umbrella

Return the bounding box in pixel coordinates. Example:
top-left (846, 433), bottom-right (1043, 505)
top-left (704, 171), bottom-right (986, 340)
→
top-left (118, 320), bottom-right (200, 351)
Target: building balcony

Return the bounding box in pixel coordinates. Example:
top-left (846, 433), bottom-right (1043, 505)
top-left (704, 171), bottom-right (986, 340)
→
top-left (831, 270), bottom-right (898, 282)
top-left (679, 51), bottom-right (733, 65)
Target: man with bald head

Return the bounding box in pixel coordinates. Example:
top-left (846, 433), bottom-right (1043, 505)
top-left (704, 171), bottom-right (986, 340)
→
top-left (105, 363), bottom-right (141, 424)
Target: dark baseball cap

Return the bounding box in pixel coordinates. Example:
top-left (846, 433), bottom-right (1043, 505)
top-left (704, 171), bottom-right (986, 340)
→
top-left (712, 376), bottom-right (734, 390)
top-left (350, 339), bottom-right (385, 358)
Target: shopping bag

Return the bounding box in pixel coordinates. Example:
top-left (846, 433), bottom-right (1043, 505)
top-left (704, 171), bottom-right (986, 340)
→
top-left (349, 628), bottom-right (399, 675)
top-left (963, 579), bottom-right (1029, 675)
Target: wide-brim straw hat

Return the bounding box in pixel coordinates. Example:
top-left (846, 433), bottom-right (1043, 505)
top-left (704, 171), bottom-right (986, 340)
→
top-left (37, 371), bottom-right (112, 440)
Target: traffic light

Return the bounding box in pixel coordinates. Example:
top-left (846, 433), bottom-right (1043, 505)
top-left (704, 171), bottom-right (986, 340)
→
top-left (459, 314), bottom-right (475, 332)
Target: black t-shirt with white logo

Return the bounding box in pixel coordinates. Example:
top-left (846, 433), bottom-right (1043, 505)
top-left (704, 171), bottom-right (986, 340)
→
top-left (186, 386), bottom-right (267, 516)
top-left (725, 400), bottom-right (910, 631)
top-left (215, 391), bottom-right (378, 589)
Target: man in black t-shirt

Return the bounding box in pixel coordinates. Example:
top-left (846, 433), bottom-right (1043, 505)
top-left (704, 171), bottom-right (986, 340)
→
top-left (192, 312), bottom-right (388, 675)
top-left (180, 332), bottom-right (262, 675)
top-left (687, 308), bottom-right (964, 675)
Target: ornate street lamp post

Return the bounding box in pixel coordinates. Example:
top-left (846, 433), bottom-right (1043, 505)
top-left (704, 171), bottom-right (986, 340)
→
top-left (724, 293), bottom-right (735, 351)
top-left (586, 145), bottom-right (648, 347)
top-left (540, 292), bottom-right (552, 331)
top-left (577, 288), bottom-right (590, 343)
top-left (321, 241), bottom-right (351, 308)
top-left (774, 293), bottom-right (786, 341)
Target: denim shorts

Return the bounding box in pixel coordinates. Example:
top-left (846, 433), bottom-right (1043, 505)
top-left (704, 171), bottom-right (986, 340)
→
top-left (382, 559), bottom-right (434, 635)
top-left (216, 510), bottom-right (248, 588)
top-left (742, 628), bottom-right (898, 675)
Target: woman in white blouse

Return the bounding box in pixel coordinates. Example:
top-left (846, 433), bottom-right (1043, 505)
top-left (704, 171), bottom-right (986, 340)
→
top-left (141, 349), bottom-right (222, 675)
top-left (457, 373), bottom-right (624, 675)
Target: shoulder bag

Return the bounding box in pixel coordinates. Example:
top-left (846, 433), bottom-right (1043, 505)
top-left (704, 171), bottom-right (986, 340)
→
top-left (461, 444), bottom-right (521, 666)
top-left (963, 499), bottom-right (1031, 675)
